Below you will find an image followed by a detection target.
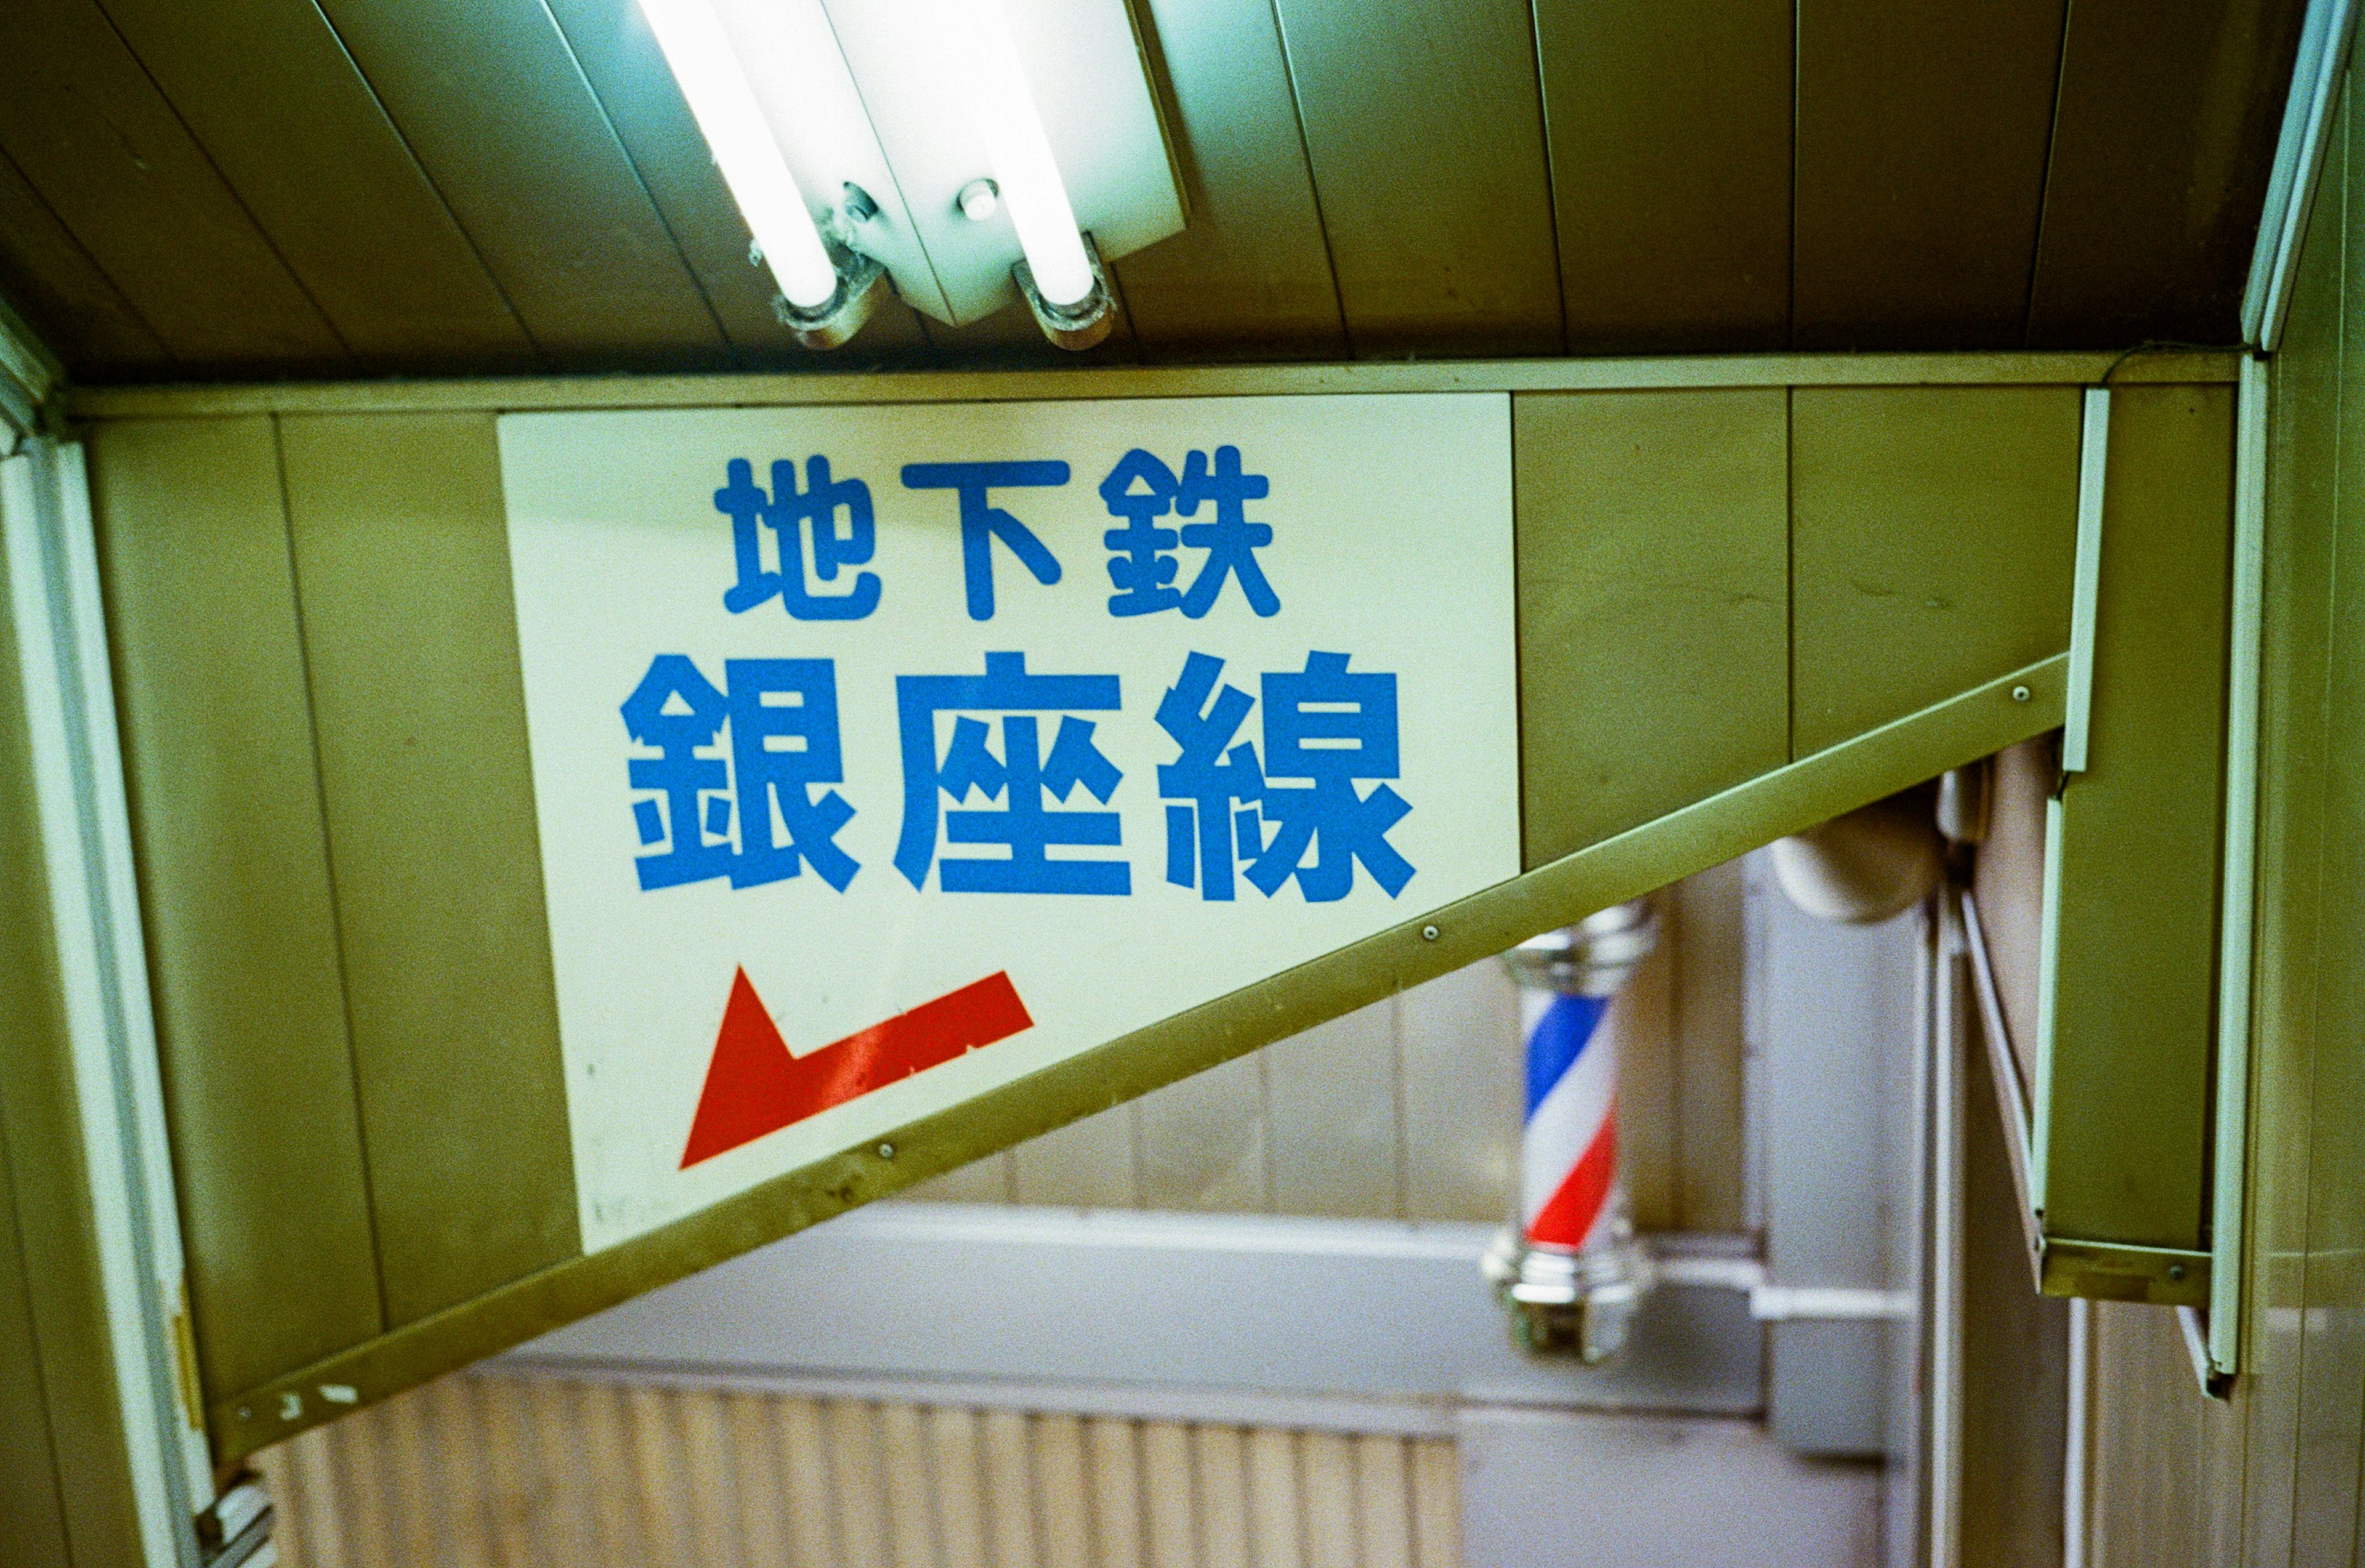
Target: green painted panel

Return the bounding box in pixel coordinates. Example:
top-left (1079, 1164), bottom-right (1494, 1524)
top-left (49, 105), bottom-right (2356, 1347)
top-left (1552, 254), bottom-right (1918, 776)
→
top-left (0, 544), bottom-right (143, 1567)
top-left (1534, 0), bottom-right (1791, 354)
top-left (2243, 86), bottom-right (2345, 1558)
top-left (1267, 0), bottom-right (1563, 354)
top-left (278, 413), bottom-right (579, 1327)
top-left (2290, 78), bottom-right (2365, 1557)
top-left (1112, 0), bottom-right (1346, 358)
top-left (1515, 389), bottom-right (1789, 865)
top-left (0, 1112), bottom-right (73, 1568)
top-left (87, 417), bottom-right (384, 1397)
top-left (1792, 386), bottom-right (2084, 756)
top-left (2043, 384), bottom-right (2234, 1250)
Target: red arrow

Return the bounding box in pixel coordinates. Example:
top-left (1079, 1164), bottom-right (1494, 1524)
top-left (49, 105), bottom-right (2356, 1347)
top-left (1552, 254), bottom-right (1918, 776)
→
top-left (681, 969), bottom-right (1034, 1169)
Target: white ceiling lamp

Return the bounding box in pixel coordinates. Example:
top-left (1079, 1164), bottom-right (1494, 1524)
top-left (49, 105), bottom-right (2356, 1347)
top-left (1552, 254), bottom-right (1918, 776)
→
top-left (945, 0), bottom-right (1112, 347)
top-left (652, 0), bottom-right (1182, 350)
top-left (636, 0), bottom-right (886, 347)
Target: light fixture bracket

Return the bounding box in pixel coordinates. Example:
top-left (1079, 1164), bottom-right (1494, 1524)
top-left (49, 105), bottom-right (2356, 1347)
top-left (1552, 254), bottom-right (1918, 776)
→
top-left (772, 248), bottom-right (890, 350)
top-left (1013, 232), bottom-right (1113, 352)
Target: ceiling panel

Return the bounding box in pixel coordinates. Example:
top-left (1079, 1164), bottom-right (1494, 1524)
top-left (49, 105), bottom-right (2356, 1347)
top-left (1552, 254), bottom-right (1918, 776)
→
top-left (0, 0), bottom-right (350, 370)
top-left (309, 0), bottom-right (729, 368)
top-left (2027, 0), bottom-right (2306, 347)
top-left (0, 148), bottom-right (172, 376)
top-left (94, 0), bottom-right (538, 371)
top-left (537, 0), bottom-right (936, 365)
top-left (1795, 0), bottom-right (2068, 349)
top-left (1114, 0), bottom-right (1345, 360)
top-left (1269, 0), bottom-right (1564, 356)
top-left (1535, 0), bottom-right (1792, 354)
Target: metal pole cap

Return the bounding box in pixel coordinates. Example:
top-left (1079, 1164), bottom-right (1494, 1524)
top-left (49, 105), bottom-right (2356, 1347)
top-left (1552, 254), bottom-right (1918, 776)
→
top-left (1500, 899), bottom-right (1659, 996)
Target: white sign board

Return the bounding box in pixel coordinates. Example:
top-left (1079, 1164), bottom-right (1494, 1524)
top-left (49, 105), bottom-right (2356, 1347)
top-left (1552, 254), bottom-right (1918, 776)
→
top-left (500, 394), bottom-right (1521, 1251)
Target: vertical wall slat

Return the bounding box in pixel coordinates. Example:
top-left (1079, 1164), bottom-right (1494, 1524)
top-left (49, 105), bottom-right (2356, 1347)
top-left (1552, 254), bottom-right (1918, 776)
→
top-left (929, 1406), bottom-right (991, 1568)
top-left (1113, 0), bottom-right (1345, 358)
top-left (1298, 1431), bottom-right (1357, 1568)
top-left (779, 1397), bottom-right (839, 1568)
top-left (830, 1402), bottom-right (894, 1568)
top-left (729, 1391), bottom-right (794, 1567)
top-left (531, 1378), bottom-right (603, 1568)
top-left (89, 414), bottom-right (384, 1402)
top-left (1792, 0), bottom-right (2068, 349)
top-left (1194, 1425), bottom-right (1254, 1568)
top-left (1246, 1429), bottom-right (1305, 1568)
top-left (1407, 1441), bottom-right (1459, 1568)
top-left (1088, 1416), bottom-right (1147, 1568)
top-left (1038, 1412), bottom-right (1097, 1568)
top-left (277, 411), bottom-right (579, 1328)
top-left (679, 1389), bottom-right (742, 1568)
top-left (1353, 1434), bottom-right (1412, 1568)
top-left (984, 1408), bottom-right (1043, 1568)
top-left (1265, 0), bottom-right (1562, 355)
top-left (1532, 0), bottom-right (1792, 353)
top-left (1513, 389), bottom-right (1790, 867)
top-left (1613, 942), bottom-right (1678, 1232)
top-left (881, 1400), bottom-right (945, 1568)
top-left (626, 1384), bottom-right (695, 1568)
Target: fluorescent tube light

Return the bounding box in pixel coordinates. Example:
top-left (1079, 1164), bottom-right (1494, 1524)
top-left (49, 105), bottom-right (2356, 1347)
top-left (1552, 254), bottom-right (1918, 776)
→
top-left (638, 0), bottom-right (841, 310)
top-left (950, 0), bottom-right (1097, 308)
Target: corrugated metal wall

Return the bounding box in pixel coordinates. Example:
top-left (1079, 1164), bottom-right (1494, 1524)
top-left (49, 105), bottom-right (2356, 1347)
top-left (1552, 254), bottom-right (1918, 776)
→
top-left (254, 1372), bottom-right (1461, 1568)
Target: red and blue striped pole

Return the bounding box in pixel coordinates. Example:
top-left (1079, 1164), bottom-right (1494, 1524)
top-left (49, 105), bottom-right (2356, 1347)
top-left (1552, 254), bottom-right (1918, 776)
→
top-left (1484, 900), bottom-right (1659, 1360)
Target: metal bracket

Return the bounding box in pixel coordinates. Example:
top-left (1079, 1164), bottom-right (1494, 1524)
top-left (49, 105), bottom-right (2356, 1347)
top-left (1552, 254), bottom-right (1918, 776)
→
top-left (1014, 232), bottom-right (1115, 351)
top-left (772, 249), bottom-right (891, 351)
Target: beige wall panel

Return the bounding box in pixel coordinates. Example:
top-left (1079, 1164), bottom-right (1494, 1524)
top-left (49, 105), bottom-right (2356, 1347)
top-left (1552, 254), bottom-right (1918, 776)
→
top-left (0, 1091), bottom-right (74, 1568)
top-left (1142, 1421), bottom-right (1198, 1568)
top-left (278, 411), bottom-right (580, 1328)
top-left (1533, 0), bottom-right (1791, 353)
top-left (1614, 944), bottom-right (1678, 1232)
top-left (1790, 387), bottom-right (2082, 757)
top-left (1037, 1412), bottom-right (1095, 1568)
top-left (1247, 1426), bottom-right (1306, 1568)
top-left (907, 1152), bottom-right (1017, 1205)
top-left (1193, 1424), bottom-right (1253, 1568)
top-left (261, 1375), bottom-right (1461, 1568)
top-left (1515, 389), bottom-right (1789, 867)
top-left (1267, 0), bottom-right (1562, 355)
top-left (1012, 1105), bottom-right (1139, 1210)
top-left (929, 1405), bottom-right (990, 1568)
top-left (2042, 384), bottom-right (2233, 1250)
top-left (1670, 859), bottom-right (1747, 1231)
top-left (1136, 1053), bottom-right (1270, 1212)
top-left (1266, 1000), bottom-right (1399, 1218)
top-left (1089, 1416), bottom-right (1147, 1568)
top-left (87, 415), bottom-right (383, 1398)
top-left (1115, 0), bottom-right (1345, 357)
top-left (1397, 961), bottom-right (1519, 1225)
top-left (1355, 1431), bottom-right (1414, 1568)
top-left (2085, 1301), bottom-right (2241, 1568)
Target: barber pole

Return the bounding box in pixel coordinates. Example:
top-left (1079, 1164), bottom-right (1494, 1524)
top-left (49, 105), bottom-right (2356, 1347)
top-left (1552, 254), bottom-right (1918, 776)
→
top-left (1484, 899), bottom-right (1659, 1361)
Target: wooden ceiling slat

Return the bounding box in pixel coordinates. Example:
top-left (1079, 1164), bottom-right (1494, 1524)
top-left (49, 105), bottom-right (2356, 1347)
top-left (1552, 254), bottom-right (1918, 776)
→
top-left (306, 0), bottom-right (727, 368)
top-left (0, 0), bottom-right (350, 370)
top-left (537, 0), bottom-right (935, 367)
top-left (1267, 0), bottom-right (1563, 356)
top-left (1793, 0), bottom-right (2068, 349)
top-left (94, 0), bottom-right (538, 371)
top-left (0, 148), bottom-right (174, 379)
top-left (1535, 0), bottom-right (1792, 354)
top-left (2026, 0), bottom-right (2306, 349)
top-left (1113, 0), bottom-right (1345, 360)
